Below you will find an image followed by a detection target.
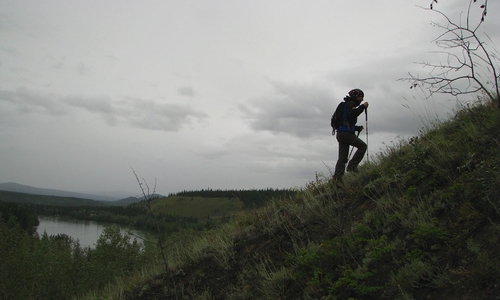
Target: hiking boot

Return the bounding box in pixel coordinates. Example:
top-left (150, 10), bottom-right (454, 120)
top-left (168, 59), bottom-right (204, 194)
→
top-left (346, 166), bottom-right (359, 173)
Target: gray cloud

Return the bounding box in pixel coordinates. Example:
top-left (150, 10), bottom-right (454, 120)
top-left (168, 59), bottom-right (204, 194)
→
top-left (177, 86), bottom-right (195, 97)
top-left (76, 62), bottom-right (87, 76)
top-left (63, 95), bottom-right (114, 114)
top-left (0, 87), bottom-right (207, 131)
top-left (0, 87), bottom-right (66, 116)
top-left (116, 97), bottom-right (207, 131)
top-left (239, 81), bottom-right (332, 138)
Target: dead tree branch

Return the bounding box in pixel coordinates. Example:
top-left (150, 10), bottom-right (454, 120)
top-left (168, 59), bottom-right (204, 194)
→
top-left (132, 168), bottom-right (169, 274)
top-left (402, 1), bottom-right (499, 108)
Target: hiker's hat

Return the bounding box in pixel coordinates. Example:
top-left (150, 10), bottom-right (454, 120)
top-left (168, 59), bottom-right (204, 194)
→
top-left (348, 89), bottom-right (364, 98)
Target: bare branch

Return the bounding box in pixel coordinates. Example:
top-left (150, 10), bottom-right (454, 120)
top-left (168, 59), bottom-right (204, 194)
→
top-left (402, 1), bottom-right (499, 107)
top-left (131, 168), bottom-right (169, 274)
top-left (430, 0), bottom-right (488, 24)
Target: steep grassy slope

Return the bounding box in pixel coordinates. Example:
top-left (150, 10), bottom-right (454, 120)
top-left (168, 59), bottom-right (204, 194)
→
top-left (120, 99), bottom-right (500, 300)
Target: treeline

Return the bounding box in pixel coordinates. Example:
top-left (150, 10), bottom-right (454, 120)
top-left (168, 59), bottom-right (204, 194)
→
top-left (173, 188), bottom-right (298, 208)
top-left (0, 201), bottom-right (39, 233)
top-left (0, 201), bottom-right (154, 299)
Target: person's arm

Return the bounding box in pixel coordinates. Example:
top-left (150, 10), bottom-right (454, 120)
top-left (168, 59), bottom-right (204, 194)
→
top-left (350, 103), bottom-right (366, 118)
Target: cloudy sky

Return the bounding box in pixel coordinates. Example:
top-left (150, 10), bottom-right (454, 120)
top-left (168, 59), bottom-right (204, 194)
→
top-left (1, 0), bottom-right (498, 197)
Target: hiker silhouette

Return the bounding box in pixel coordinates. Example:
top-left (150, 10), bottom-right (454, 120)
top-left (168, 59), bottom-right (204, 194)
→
top-left (332, 88), bottom-right (369, 183)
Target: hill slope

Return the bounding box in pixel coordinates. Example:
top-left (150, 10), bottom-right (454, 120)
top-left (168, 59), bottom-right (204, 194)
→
top-left (121, 99), bottom-right (500, 300)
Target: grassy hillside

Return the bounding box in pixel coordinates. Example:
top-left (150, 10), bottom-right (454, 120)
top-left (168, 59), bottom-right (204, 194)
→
top-left (91, 99), bottom-right (500, 300)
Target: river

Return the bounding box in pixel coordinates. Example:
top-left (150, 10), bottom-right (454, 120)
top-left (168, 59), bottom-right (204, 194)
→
top-left (36, 215), bottom-right (147, 248)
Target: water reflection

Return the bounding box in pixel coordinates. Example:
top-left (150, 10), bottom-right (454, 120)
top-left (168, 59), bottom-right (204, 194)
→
top-left (36, 215), bottom-right (145, 248)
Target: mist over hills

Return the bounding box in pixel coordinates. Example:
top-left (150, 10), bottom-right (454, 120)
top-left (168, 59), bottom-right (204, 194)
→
top-left (0, 182), bottom-right (123, 202)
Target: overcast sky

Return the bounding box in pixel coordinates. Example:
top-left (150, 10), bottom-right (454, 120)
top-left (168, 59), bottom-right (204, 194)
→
top-left (1, 0), bottom-right (499, 197)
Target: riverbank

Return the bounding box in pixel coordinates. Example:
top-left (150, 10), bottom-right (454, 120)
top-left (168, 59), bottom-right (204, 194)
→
top-left (36, 215), bottom-right (147, 248)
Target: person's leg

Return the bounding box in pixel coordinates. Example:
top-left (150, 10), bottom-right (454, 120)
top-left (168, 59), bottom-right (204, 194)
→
top-left (334, 132), bottom-right (351, 179)
top-left (346, 136), bottom-right (367, 172)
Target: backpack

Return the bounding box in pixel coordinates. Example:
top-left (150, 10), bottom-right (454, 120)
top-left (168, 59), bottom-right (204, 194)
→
top-left (330, 102), bottom-right (346, 135)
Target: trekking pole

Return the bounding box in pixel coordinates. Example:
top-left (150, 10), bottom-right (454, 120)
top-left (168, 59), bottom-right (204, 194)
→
top-left (365, 108), bottom-right (369, 163)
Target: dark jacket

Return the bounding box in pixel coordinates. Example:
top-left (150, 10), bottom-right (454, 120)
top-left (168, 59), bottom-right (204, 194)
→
top-left (336, 98), bottom-right (365, 133)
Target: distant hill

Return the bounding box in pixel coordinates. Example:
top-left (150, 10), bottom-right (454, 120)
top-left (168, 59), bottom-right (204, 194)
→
top-left (107, 194), bottom-right (169, 206)
top-left (108, 196), bottom-right (141, 206)
top-left (0, 182), bottom-right (120, 201)
top-left (0, 190), bottom-right (107, 206)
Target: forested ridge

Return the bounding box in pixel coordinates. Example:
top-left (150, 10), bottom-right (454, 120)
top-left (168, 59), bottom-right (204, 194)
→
top-left (172, 188), bottom-right (298, 208)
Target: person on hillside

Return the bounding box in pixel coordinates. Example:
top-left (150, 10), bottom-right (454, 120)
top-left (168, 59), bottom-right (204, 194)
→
top-left (333, 88), bottom-right (369, 183)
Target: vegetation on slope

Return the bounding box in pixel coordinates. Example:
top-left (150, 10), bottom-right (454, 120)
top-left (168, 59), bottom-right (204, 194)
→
top-left (122, 98), bottom-right (500, 300)
top-left (171, 188), bottom-right (298, 208)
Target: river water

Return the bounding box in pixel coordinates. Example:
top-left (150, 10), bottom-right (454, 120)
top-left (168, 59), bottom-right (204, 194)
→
top-left (36, 215), bottom-right (146, 248)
